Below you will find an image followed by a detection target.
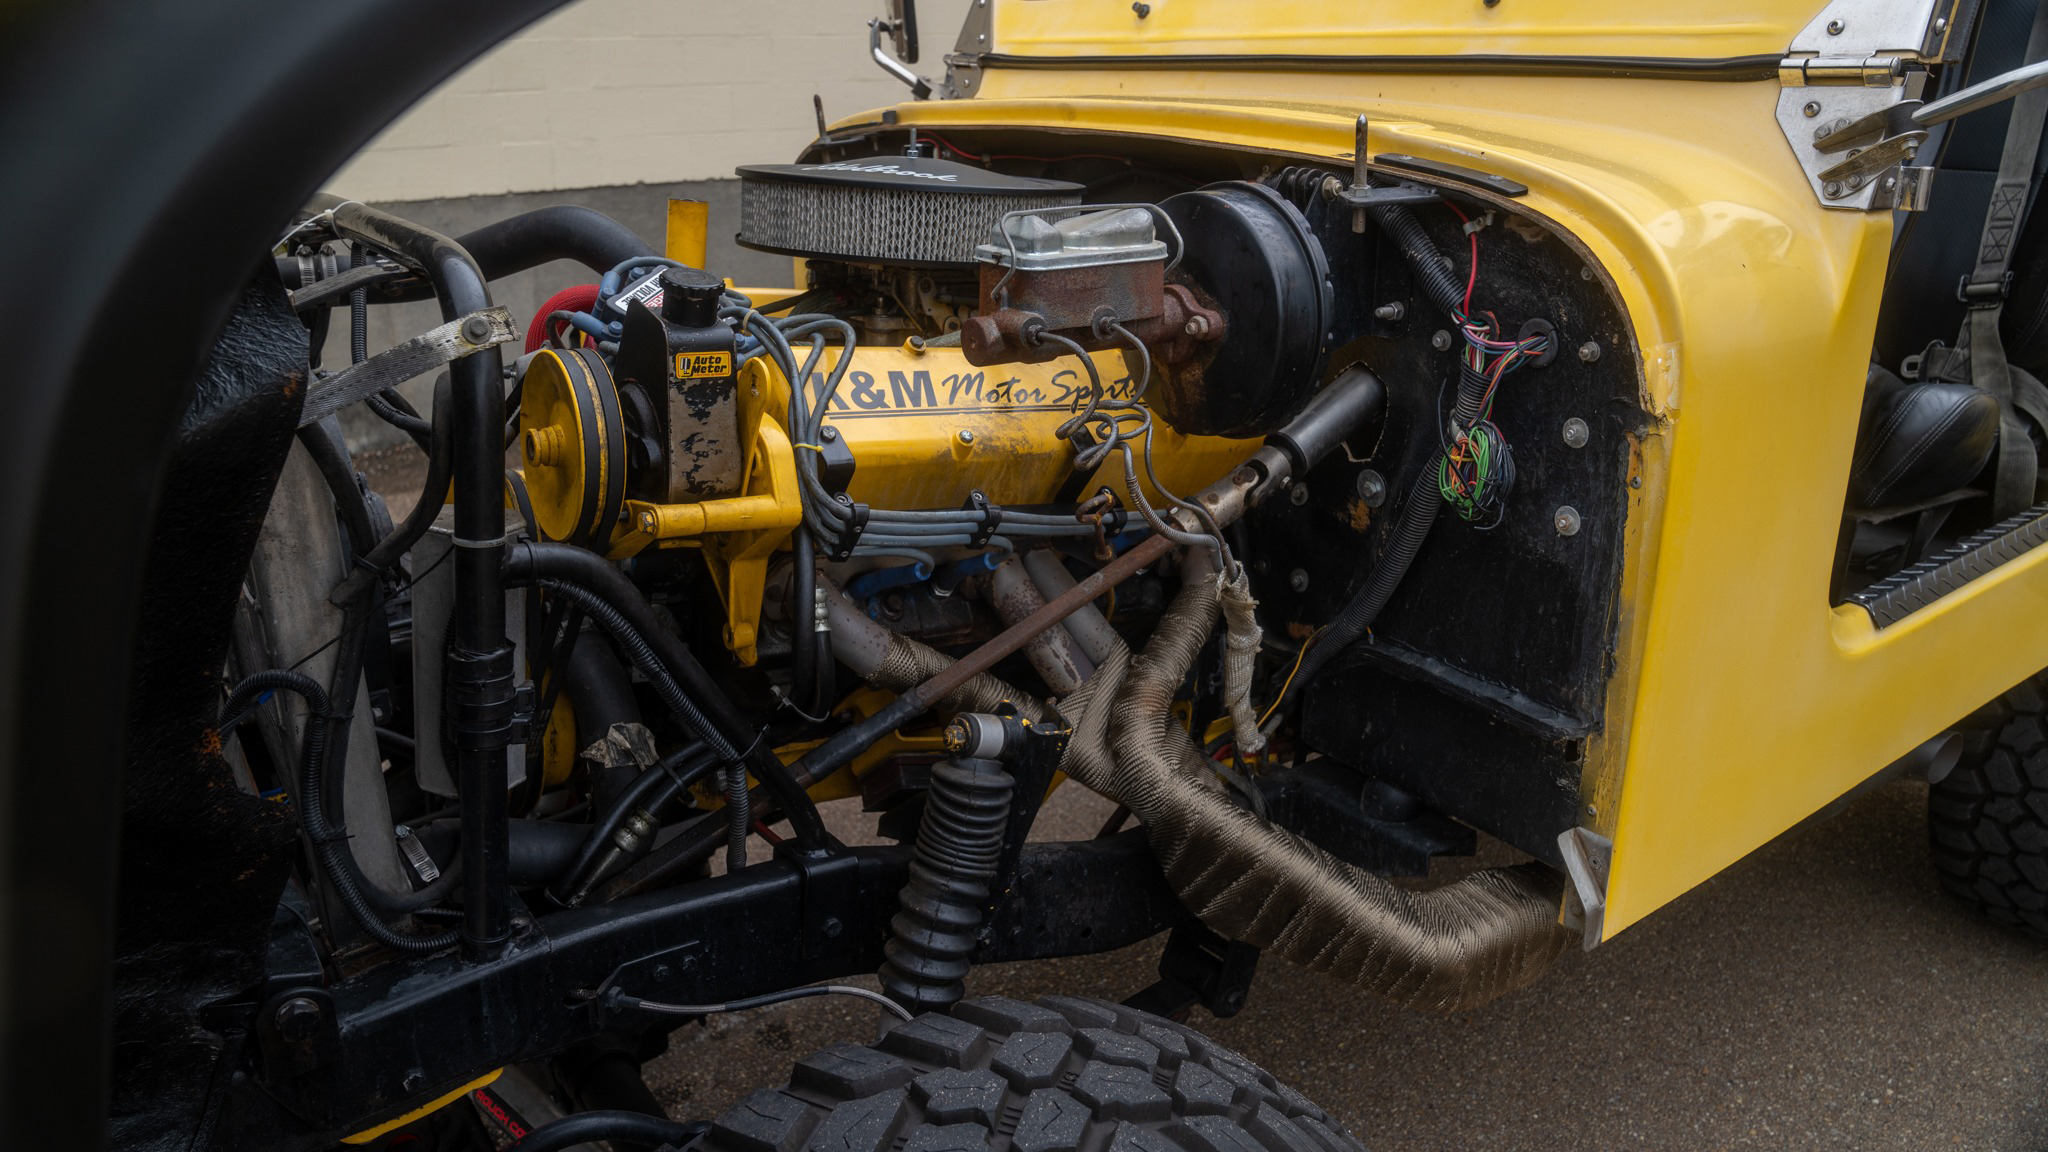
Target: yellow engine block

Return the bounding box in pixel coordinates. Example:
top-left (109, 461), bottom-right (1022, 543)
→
top-left (519, 340), bottom-right (1253, 664)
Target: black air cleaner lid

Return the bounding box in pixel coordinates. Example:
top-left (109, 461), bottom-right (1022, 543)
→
top-left (736, 155), bottom-right (1082, 196)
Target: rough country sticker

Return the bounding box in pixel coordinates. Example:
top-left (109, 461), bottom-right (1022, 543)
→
top-left (606, 267), bottom-right (667, 315)
top-left (675, 351), bottom-right (733, 379)
top-left (812, 367), bottom-right (1141, 418)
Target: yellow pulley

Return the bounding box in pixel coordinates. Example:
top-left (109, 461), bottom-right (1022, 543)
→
top-left (518, 347), bottom-right (627, 547)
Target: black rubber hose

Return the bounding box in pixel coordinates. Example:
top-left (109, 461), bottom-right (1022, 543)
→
top-left (1371, 200), bottom-right (1466, 319)
top-left (503, 541), bottom-right (829, 849)
top-left (277, 426), bottom-right (466, 917)
top-left (535, 581), bottom-right (757, 872)
top-left (504, 1111), bottom-right (705, 1152)
top-left (1295, 327), bottom-right (1489, 691)
top-left (419, 818), bottom-right (587, 888)
top-left (332, 373), bottom-right (452, 607)
top-left (561, 628), bottom-right (644, 819)
top-left (454, 205), bottom-right (656, 281)
top-left (789, 526), bottom-right (817, 714)
top-left (552, 745), bottom-right (718, 903)
top-left (295, 419), bottom-right (376, 555)
top-left (218, 670), bottom-right (455, 954)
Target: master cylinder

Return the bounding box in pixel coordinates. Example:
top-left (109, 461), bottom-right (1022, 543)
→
top-left (960, 205), bottom-right (1225, 370)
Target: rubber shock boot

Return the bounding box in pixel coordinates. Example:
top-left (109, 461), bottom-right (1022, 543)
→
top-left (879, 756), bottom-right (1015, 1014)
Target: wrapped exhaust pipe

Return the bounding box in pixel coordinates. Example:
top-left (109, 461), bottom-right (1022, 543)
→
top-left (848, 369), bottom-right (1568, 1009)
top-left (1059, 577), bottom-right (1570, 1012)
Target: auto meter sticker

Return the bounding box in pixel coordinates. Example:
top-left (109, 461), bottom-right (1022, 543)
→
top-left (674, 351), bottom-right (733, 379)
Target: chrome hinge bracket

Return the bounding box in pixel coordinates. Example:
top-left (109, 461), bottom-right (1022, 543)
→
top-left (1776, 0), bottom-right (1961, 211)
top-left (938, 0), bottom-right (993, 100)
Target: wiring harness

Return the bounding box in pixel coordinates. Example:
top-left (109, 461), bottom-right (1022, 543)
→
top-left (1435, 208), bottom-right (1549, 528)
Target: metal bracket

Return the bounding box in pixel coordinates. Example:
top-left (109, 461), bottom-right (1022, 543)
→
top-left (778, 843), bottom-right (863, 958)
top-left (299, 305), bottom-right (515, 426)
top-left (1557, 826), bottom-right (1613, 952)
top-left (589, 940), bottom-right (704, 1018)
top-left (1775, 0), bottom-right (1959, 211)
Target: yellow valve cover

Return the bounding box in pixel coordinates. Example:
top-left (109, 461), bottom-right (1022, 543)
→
top-left (752, 342), bottom-right (1257, 513)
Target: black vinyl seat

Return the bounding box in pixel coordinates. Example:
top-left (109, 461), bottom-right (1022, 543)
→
top-left (1854, 0), bottom-right (2048, 517)
top-left (1847, 364), bottom-right (2000, 511)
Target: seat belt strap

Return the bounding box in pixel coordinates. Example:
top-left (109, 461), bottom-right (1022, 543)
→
top-left (1966, 0), bottom-right (2048, 516)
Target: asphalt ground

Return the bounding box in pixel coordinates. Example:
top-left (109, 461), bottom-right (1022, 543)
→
top-left (356, 451), bottom-right (2048, 1150)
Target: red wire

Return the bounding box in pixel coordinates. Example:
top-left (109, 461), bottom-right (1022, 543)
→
top-left (752, 820), bottom-right (784, 845)
top-left (1444, 203), bottom-right (1481, 315)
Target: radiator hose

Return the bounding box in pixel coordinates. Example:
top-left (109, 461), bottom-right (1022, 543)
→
top-left (1061, 577), bottom-right (1570, 1011)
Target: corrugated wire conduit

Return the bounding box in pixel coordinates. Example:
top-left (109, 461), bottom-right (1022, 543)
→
top-left (833, 564), bottom-right (1569, 1012)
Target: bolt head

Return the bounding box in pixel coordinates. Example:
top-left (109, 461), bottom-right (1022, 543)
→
top-left (1803, 100), bottom-right (1821, 117)
top-left (652, 964), bottom-right (673, 983)
top-left (1288, 568), bottom-right (1310, 592)
top-left (1846, 173), bottom-right (1865, 190)
top-left (273, 996), bottom-right (323, 1042)
top-left (1288, 483), bottom-right (1310, 506)
top-left (957, 429), bottom-right (975, 445)
top-left (1561, 417), bottom-right (1590, 449)
top-left (461, 315), bottom-right (493, 343)
top-left (403, 1070), bottom-right (427, 1094)
top-left (1431, 330), bottom-right (1454, 352)
top-left (1355, 469), bottom-right (1387, 507)
top-left (823, 917), bottom-right (844, 938)
top-left (1184, 314), bottom-right (1211, 337)
top-left (1577, 341), bottom-right (1602, 364)
top-left (1554, 506), bottom-right (1582, 536)
top-left (1826, 18), bottom-right (1844, 34)
top-left (1630, 475), bottom-right (1642, 489)
top-left (1823, 180), bottom-right (1846, 199)
top-left (821, 425), bottom-right (838, 441)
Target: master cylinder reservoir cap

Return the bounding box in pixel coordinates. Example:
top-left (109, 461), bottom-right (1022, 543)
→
top-left (661, 267), bottom-right (724, 328)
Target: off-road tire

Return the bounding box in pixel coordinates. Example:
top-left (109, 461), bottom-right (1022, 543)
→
top-left (1930, 675), bottom-right (2048, 937)
top-left (701, 995), bottom-right (1370, 1152)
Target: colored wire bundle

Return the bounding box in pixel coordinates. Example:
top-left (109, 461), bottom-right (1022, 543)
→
top-left (1433, 207), bottom-right (1550, 528)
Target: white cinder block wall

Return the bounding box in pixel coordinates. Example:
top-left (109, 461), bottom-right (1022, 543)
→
top-left (329, 0), bottom-right (971, 201)
top-left (322, 0), bottom-right (969, 451)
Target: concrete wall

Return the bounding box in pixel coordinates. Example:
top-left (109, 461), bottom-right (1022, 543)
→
top-left (327, 0), bottom-right (966, 202)
top-left (322, 0), bottom-right (969, 451)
